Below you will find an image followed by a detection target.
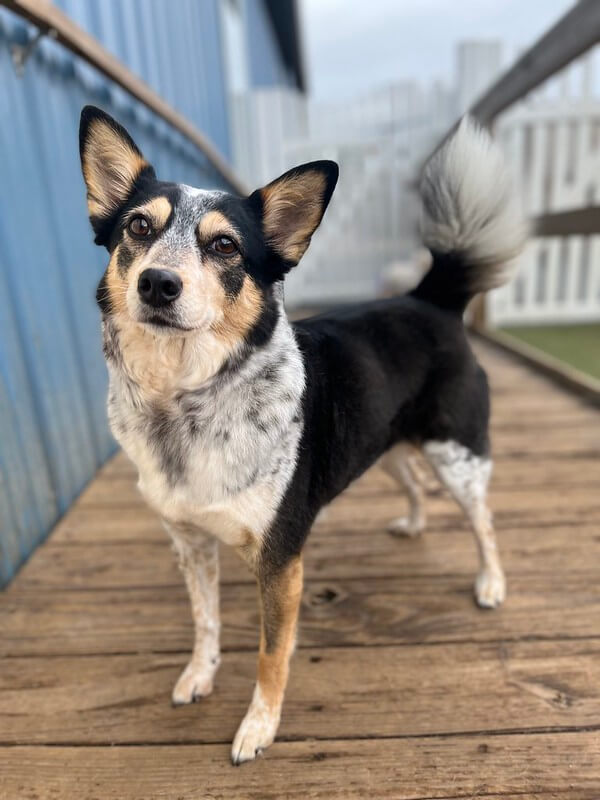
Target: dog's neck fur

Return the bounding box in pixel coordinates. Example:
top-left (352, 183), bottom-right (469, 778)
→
top-left (103, 315), bottom-right (235, 404)
top-left (102, 292), bottom-right (305, 507)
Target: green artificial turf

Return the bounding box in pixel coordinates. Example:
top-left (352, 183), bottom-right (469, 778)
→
top-left (501, 324), bottom-right (600, 380)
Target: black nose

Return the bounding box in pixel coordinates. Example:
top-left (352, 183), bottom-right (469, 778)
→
top-left (137, 268), bottom-right (182, 307)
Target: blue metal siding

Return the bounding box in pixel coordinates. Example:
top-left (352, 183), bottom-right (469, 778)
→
top-left (244, 0), bottom-right (295, 89)
top-left (52, 0), bottom-right (233, 161)
top-left (0, 7), bottom-right (231, 586)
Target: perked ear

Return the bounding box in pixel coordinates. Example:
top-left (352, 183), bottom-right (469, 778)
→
top-left (251, 161), bottom-right (339, 269)
top-left (79, 105), bottom-right (155, 244)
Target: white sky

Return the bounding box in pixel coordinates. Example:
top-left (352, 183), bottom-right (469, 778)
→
top-left (300, 0), bottom-right (575, 100)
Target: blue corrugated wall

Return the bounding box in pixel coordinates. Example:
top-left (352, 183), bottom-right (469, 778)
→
top-left (0, 6), bottom-right (240, 586)
top-left (52, 0), bottom-right (233, 161)
top-left (243, 0), bottom-right (296, 89)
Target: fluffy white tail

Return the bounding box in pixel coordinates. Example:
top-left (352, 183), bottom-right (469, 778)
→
top-left (420, 116), bottom-right (528, 296)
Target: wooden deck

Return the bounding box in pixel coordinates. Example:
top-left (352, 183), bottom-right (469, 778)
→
top-left (1, 340), bottom-right (599, 799)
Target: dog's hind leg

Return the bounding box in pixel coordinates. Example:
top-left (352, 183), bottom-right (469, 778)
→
top-left (423, 440), bottom-right (505, 609)
top-left (166, 524), bottom-right (221, 704)
top-left (380, 443), bottom-right (426, 537)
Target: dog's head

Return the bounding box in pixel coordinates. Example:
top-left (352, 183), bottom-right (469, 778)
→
top-left (79, 106), bottom-right (337, 349)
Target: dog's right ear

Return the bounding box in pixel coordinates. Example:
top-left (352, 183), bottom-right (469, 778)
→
top-left (79, 106), bottom-right (155, 246)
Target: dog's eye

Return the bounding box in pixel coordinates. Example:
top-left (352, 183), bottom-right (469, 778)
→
top-left (211, 236), bottom-right (238, 256)
top-left (128, 215), bottom-right (152, 238)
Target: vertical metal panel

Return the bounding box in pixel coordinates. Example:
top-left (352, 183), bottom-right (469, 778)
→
top-left (244, 0), bottom-right (294, 89)
top-left (0, 6), bottom-right (231, 585)
top-left (51, 0), bottom-right (232, 160)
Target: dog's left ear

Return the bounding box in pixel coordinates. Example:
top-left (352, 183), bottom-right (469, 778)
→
top-left (79, 105), bottom-right (155, 245)
top-left (249, 160), bottom-right (338, 271)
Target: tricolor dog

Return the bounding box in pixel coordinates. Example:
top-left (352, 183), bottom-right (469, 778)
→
top-left (78, 106), bottom-right (527, 764)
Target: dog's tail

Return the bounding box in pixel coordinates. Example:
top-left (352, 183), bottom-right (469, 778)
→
top-left (411, 116), bottom-right (528, 314)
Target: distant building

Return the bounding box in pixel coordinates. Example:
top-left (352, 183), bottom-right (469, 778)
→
top-left (456, 40), bottom-right (502, 113)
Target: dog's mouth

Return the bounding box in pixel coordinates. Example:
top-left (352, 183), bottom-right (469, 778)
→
top-left (137, 309), bottom-right (194, 333)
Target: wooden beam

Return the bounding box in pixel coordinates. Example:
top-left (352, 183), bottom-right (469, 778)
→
top-left (1, 0), bottom-right (248, 195)
top-left (533, 206), bottom-right (600, 237)
top-left (472, 327), bottom-right (600, 409)
top-left (470, 0), bottom-right (600, 125)
top-left (420, 0), bottom-right (600, 169)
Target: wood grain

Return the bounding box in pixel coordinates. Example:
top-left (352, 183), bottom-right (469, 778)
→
top-left (1, 640), bottom-right (599, 745)
top-left (1, 732), bottom-right (599, 800)
top-left (3, 572), bottom-right (600, 657)
top-left (0, 338), bottom-right (599, 798)
top-left (15, 518), bottom-right (600, 592)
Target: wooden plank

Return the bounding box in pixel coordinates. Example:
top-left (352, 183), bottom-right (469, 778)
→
top-left (1, 732), bottom-right (599, 800)
top-left (12, 516), bottom-right (600, 592)
top-left (45, 474), bottom-right (600, 548)
top-left (534, 206), bottom-right (600, 237)
top-left (1, 0), bottom-right (246, 194)
top-left (474, 329), bottom-right (600, 409)
top-left (1, 640), bottom-right (599, 745)
top-left (2, 572), bottom-right (599, 657)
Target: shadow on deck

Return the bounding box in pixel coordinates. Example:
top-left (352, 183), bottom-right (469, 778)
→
top-left (1, 341), bottom-right (599, 799)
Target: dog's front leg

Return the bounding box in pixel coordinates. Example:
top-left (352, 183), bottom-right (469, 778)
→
top-left (231, 555), bottom-right (303, 765)
top-left (166, 524), bottom-right (221, 704)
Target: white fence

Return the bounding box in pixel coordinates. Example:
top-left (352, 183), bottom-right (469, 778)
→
top-left (229, 86), bottom-right (447, 307)
top-left (489, 47), bottom-right (600, 326)
top-left (231, 49), bottom-right (600, 323)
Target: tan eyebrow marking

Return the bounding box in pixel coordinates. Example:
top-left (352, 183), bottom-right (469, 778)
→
top-left (197, 210), bottom-right (239, 243)
top-left (130, 196), bottom-right (172, 228)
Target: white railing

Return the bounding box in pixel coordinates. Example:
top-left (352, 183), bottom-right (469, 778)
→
top-left (489, 46), bottom-right (600, 326)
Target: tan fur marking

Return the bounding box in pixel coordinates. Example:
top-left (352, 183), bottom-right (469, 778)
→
top-left (104, 245), bottom-right (129, 314)
top-left (261, 172), bottom-right (327, 263)
top-left (83, 118), bottom-right (148, 216)
top-left (257, 557), bottom-right (303, 709)
top-left (130, 196), bottom-right (172, 229)
top-left (197, 210), bottom-right (239, 243)
top-left (220, 275), bottom-right (262, 340)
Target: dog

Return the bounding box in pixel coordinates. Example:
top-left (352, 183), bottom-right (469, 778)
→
top-left (78, 106), bottom-right (527, 764)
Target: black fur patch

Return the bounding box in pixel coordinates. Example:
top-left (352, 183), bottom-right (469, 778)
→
top-left (260, 295), bottom-right (492, 573)
top-left (116, 242), bottom-right (136, 274)
top-left (219, 264), bottom-right (245, 299)
top-left (96, 271), bottom-right (112, 314)
top-left (146, 406), bottom-right (190, 486)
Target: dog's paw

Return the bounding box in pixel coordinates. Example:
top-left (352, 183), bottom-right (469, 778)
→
top-left (386, 516), bottom-right (423, 538)
top-left (231, 689), bottom-right (280, 766)
top-left (171, 658), bottom-right (219, 705)
top-left (475, 568), bottom-right (506, 609)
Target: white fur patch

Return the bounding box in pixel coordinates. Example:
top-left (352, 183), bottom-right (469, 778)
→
top-left (381, 443), bottom-right (426, 536)
top-left (423, 439), bottom-right (506, 608)
top-left (167, 526), bottom-right (221, 704)
top-left (231, 684), bottom-right (280, 765)
top-left (421, 116), bottom-right (528, 291)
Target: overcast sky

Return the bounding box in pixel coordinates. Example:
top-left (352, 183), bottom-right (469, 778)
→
top-left (300, 0), bottom-right (575, 101)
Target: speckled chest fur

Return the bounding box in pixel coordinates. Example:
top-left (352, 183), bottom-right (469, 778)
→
top-left (105, 309), bottom-right (305, 549)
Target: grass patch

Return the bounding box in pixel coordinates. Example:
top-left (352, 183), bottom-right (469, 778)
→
top-left (501, 324), bottom-right (600, 380)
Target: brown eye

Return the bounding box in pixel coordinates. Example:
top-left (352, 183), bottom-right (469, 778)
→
top-left (128, 215), bottom-right (152, 238)
top-left (211, 236), bottom-right (238, 256)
